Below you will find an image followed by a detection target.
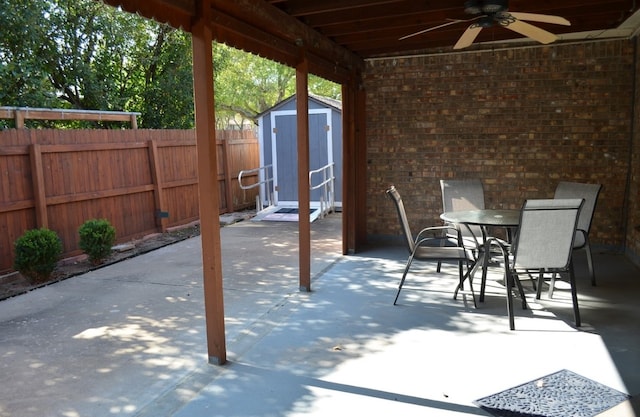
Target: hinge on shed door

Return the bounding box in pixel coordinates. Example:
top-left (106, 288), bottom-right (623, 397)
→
top-left (325, 125), bottom-right (330, 131)
top-left (273, 127), bottom-right (278, 134)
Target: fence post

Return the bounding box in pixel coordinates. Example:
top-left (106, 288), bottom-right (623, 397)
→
top-left (221, 136), bottom-right (234, 213)
top-left (15, 109), bottom-right (25, 129)
top-left (29, 144), bottom-right (48, 228)
top-left (148, 139), bottom-right (168, 232)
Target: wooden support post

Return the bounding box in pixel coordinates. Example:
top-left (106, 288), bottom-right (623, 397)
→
top-left (296, 53), bottom-right (311, 292)
top-left (29, 144), bottom-right (48, 228)
top-left (354, 75), bottom-right (368, 248)
top-left (192, 0), bottom-right (227, 365)
top-left (341, 82), bottom-right (355, 254)
top-left (341, 73), bottom-right (367, 254)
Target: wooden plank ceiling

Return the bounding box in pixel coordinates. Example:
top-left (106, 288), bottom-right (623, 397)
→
top-left (105, 0), bottom-right (640, 75)
top-left (268, 0), bottom-right (640, 57)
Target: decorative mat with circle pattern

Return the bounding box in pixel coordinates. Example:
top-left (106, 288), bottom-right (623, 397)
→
top-left (474, 369), bottom-right (630, 417)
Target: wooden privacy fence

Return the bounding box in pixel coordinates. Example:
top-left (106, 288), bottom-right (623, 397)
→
top-left (0, 128), bottom-right (259, 273)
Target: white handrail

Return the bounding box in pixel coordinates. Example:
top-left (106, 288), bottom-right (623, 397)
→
top-left (238, 165), bottom-right (274, 211)
top-left (309, 162), bottom-right (335, 219)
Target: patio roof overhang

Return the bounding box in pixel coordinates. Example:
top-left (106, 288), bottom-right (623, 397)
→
top-left (99, 0), bottom-right (640, 366)
top-left (102, 0), bottom-right (364, 84)
top-left (104, 0), bottom-right (640, 65)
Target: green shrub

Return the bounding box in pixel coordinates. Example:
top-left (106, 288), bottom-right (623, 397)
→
top-left (13, 228), bottom-right (63, 283)
top-left (78, 219), bottom-right (116, 264)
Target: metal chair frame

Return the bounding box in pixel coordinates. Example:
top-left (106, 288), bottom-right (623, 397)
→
top-left (386, 186), bottom-right (476, 306)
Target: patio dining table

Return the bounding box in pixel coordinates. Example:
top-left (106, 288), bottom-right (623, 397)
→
top-left (440, 209), bottom-right (520, 302)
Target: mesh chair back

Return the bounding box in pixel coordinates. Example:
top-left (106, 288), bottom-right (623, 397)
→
top-left (554, 182), bottom-right (601, 245)
top-left (440, 179), bottom-right (485, 211)
top-left (513, 199), bottom-right (583, 270)
top-left (386, 186), bottom-right (415, 253)
top-left (440, 179), bottom-right (484, 240)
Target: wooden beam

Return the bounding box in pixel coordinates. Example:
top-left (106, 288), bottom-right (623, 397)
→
top-left (341, 70), bottom-right (367, 254)
top-left (100, 0), bottom-right (363, 83)
top-left (211, 0), bottom-right (362, 81)
top-left (0, 107), bottom-right (140, 127)
top-left (354, 76), bottom-right (368, 248)
top-left (210, 7), bottom-right (353, 84)
top-left (342, 82), bottom-right (356, 254)
top-left (296, 52), bottom-right (311, 292)
top-left (102, 0), bottom-right (193, 31)
top-left (192, 0), bottom-right (227, 366)
top-left (280, 0), bottom-right (406, 17)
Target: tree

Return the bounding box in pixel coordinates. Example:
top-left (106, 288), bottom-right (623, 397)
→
top-left (0, 0), bottom-right (340, 129)
top-left (0, 0), bottom-right (56, 108)
top-left (213, 44), bottom-right (295, 128)
top-left (213, 43), bottom-right (341, 128)
top-left (128, 25), bottom-right (195, 128)
top-left (0, 0), bottom-right (195, 128)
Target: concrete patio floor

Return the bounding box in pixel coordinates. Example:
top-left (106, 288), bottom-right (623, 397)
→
top-left (0, 213), bottom-right (638, 417)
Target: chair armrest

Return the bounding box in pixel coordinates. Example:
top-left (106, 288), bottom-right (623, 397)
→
top-left (442, 220), bottom-right (482, 251)
top-left (414, 225), bottom-right (463, 247)
top-left (486, 237), bottom-right (510, 265)
top-left (573, 228), bottom-right (588, 249)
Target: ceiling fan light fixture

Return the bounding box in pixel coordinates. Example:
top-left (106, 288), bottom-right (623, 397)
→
top-left (478, 16), bottom-right (494, 28)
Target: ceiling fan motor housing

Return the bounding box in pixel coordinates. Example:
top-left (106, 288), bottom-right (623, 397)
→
top-left (464, 0), bottom-right (508, 15)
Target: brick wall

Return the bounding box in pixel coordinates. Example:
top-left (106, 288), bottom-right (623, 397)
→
top-left (364, 39), bottom-right (635, 252)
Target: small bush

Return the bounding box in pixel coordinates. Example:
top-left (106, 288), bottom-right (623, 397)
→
top-left (78, 219), bottom-right (116, 264)
top-left (13, 228), bottom-right (63, 283)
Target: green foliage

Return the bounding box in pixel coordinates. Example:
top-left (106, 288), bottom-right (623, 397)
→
top-left (0, 0), bottom-right (194, 128)
top-left (13, 228), bottom-right (63, 283)
top-left (78, 219), bottom-right (116, 264)
top-left (1, 1), bottom-right (340, 130)
top-left (0, 0), bottom-right (57, 108)
top-left (213, 43), bottom-right (341, 128)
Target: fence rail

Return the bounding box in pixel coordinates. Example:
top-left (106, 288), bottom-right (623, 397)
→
top-left (0, 106), bottom-right (140, 128)
top-left (0, 128), bottom-right (259, 273)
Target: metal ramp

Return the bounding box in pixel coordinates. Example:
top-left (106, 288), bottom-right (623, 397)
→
top-left (239, 163), bottom-right (335, 223)
top-left (251, 205), bottom-right (322, 223)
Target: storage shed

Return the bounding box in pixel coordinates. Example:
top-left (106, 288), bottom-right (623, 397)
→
top-left (254, 94), bottom-right (342, 221)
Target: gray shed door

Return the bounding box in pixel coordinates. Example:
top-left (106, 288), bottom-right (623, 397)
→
top-left (271, 109), bottom-right (332, 205)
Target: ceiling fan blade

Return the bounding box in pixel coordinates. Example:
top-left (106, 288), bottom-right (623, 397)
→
top-left (508, 12), bottom-right (571, 26)
top-left (453, 25), bottom-right (483, 49)
top-left (399, 19), bottom-right (470, 41)
top-left (505, 19), bottom-right (558, 44)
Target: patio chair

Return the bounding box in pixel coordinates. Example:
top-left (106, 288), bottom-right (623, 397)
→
top-left (490, 198), bottom-right (584, 329)
top-left (439, 179), bottom-right (485, 249)
top-left (386, 186), bottom-right (476, 306)
top-left (549, 181), bottom-right (602, 292)
top-left (439, 179), bottom-right (508, 278)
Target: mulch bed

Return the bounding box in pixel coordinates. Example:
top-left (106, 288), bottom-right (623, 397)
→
top-left (0, 224), bottom-right (201, 302)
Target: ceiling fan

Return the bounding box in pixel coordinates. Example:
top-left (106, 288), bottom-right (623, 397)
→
top-left (400, 0), bottom-right (571, 49)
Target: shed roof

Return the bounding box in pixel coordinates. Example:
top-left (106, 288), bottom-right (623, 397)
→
top-left (257, 94), bottom-right (342, 119)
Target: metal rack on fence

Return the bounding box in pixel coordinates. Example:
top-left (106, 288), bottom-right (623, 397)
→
top-left (309, 162), bottom-right (335, 219)
top-left (238, 165), bottom-right (274, 212)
